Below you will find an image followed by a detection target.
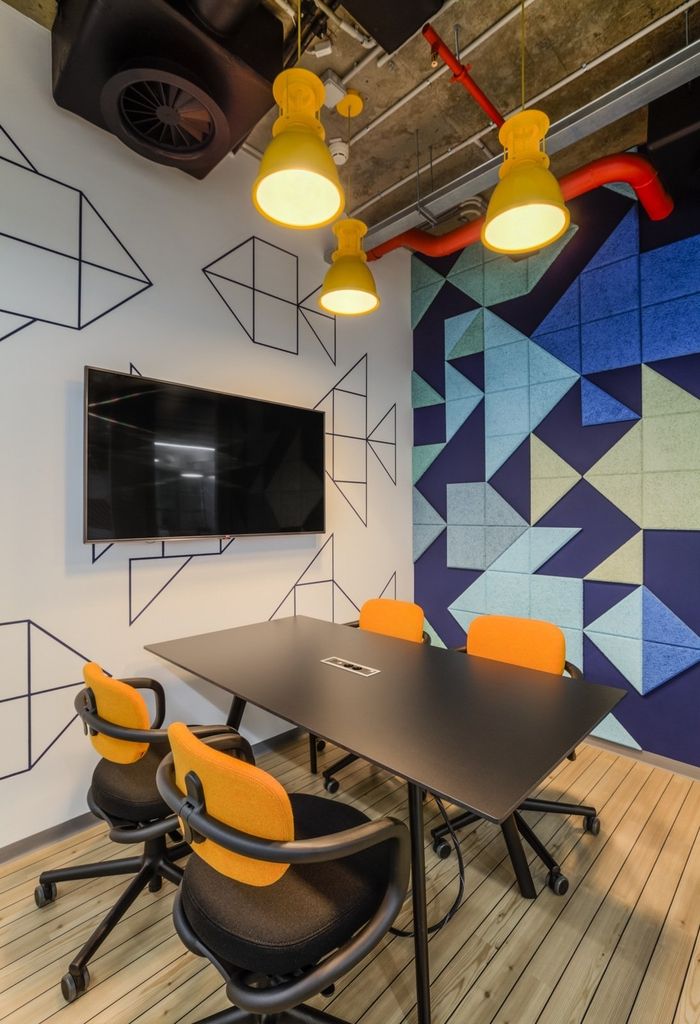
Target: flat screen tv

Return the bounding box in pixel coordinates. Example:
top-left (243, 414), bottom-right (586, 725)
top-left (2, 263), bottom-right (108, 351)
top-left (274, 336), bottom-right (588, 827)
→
top-left (84, 367), bottom-right (325, 542)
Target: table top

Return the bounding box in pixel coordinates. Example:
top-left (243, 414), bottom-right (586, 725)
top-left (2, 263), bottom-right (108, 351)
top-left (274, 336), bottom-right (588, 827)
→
top-left (146, 615), bottom-right (624, 823)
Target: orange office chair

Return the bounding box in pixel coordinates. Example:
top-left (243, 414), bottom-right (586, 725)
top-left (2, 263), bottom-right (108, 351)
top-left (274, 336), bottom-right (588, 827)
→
top-left (156, 724), bottom-right (410, 1024)
top-left (34, 663), bottom-right (236, 1002)
top-left (310, 598), bottom-right (431, 793)
top-left (430, 616), bottom-right (600, 896)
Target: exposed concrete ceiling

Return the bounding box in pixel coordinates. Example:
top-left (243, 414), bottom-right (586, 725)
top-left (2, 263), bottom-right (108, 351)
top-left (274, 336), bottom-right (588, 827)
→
top-left (4, 0), bottom-right (699, 236)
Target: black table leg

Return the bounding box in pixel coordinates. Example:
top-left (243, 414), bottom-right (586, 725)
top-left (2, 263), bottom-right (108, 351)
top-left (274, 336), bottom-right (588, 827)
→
top-left (226, 696), bottom-right (247, 729)
top-left (407, 782), bottom-right (432, 1024)
top-left (501, 813), bottom-right (536, 899)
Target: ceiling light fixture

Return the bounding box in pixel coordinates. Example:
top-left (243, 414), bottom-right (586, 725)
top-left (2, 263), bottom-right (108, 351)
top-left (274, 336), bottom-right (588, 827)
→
top-left (482, 109), bottom-right (570, 253)
top-left (482, 0), bottom-right (570, 254)
top-left (252, 67), bottom-right (344, 229)
top-left (252, 1), bottom-right (343, 229)
top-left (319, 218), bottom-right (380, 316)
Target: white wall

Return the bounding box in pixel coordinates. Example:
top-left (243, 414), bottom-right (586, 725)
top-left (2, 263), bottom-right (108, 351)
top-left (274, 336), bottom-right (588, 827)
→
top-left (0, 4), bottom-right (412, 847)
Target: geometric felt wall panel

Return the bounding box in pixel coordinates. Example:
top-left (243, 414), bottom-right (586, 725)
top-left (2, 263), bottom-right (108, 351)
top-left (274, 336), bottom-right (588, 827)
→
top-left (413, 184), bottom-right (700, 767)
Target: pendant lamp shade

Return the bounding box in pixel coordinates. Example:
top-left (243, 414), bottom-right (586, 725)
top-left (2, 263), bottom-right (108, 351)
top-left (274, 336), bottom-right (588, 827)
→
top-left (319, 219), bottom-right (380, 316)
top-left (482, 109), bottom-right (570, 254)
top-left (252, 68), bottom-right (344, 230)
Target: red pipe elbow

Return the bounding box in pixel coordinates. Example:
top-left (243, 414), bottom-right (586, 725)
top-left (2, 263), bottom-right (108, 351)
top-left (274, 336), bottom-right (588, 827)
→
top-left (366, 153), bottom-right (673, 261)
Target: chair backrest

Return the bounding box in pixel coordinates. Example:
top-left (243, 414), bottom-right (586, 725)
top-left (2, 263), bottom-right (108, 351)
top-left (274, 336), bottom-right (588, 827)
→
top-left (167, 722), bottom-right (294, 887)
top-left (83, 662), bottom-right (151, 765)
top-left (466, 615), bottom-right (566, 675)
top-left (359, 598), bottom-right (426, 643)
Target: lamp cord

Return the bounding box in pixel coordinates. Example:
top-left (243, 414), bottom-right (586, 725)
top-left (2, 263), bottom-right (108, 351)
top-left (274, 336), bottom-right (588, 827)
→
top-left (520, 0), bottom-right (526, 110)
top-left (346, 109), bottom-right (352, 210)
top-left (297, 0), bottom-right (301, 64)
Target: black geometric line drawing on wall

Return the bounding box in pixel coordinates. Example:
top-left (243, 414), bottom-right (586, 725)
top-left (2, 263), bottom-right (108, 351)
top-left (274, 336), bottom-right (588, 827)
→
top-left (202, 235), bottom-right (337, 363)
top-left (269, 534), bottom-right (397, 623)
top-left (0, 121), bottom-right (152, 345)
top-left (314, 355), bottom-right (397, 525)
top-left (0, 619), bottom-right (92, 781)
top-left (91, 543), bottom-right (113, 564)
top-left (378, 571), bottom-right (397, 600)
top-left (128, 537), bottom-right (235, 625)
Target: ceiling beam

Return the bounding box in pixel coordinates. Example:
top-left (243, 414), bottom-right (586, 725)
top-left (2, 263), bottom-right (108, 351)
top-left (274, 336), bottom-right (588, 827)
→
top-left (364, 38), bottom-right (700, 250)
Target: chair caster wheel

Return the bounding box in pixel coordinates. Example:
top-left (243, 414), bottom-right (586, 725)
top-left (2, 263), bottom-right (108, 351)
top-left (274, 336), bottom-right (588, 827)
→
top-left (548, 871), bottom-right (569, 895)
top-left (321, 983), bottom-right (335, 997)
top-left (316, 739), bottom-right (326, 752)
top-left (567, 750), bottom-right (577, 761)
top-left (149, 876), bottom-right (163, 893)
top-left (324, 777), bottom-right (340, 795)
top-left (433, 839), bottom-right (452, 860)
top-left (585, 815), bottom-right (600, 836)
top-left (61, 966), bottom-right (90, 1002)
top-left (34, 882), bottom-right (57, 908)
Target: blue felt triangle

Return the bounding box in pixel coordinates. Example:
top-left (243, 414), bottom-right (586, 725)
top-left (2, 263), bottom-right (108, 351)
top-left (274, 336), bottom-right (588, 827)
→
top-left (445, 362), bottom-right (483, 402)
top-left (586, 207), bottom-right (639, 271)
top-left (584, 586), bottom-right (642, 640)
top-left (642, 641), bottom-right (700, 694)
top-left (413, 488), bottom-right (446, 526)
top-left (446, 395), bottom-right (482, 439)
top-left (642, 589), bottom-right (700, 649)
top-left (581, 378), bottom-right (639, 426)
top-left (413, 524), bottom-right (446, 561)
top-left (533, 278), bottom-right (580, 336)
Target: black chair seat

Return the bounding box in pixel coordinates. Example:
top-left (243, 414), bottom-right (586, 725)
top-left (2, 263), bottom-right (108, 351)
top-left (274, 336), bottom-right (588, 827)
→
top-left (181, 794), bottom-right (393, 976)
top-left (91, 743), bottom-right (172, 823)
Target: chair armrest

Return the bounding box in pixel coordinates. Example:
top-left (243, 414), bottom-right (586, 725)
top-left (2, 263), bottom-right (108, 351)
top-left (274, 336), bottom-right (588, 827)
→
top-left (86, 788), bottom-right (181, 843)
top-left (186, 728), bottom-right (255, 764)
top-left (123, 677), bottom-right (166, 728)
top-left (565, 660), bottom-right (583, 680)
top-left (75, 689), bottom-right (169, 745)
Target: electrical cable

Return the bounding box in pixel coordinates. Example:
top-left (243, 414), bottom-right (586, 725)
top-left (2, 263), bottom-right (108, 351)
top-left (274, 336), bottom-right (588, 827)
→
top-left (389, 795), bottom-right (466, 938)
top-left (297, 0), bottom-right (301, 63)
top-left (520, 0), bottom-right (526, 110)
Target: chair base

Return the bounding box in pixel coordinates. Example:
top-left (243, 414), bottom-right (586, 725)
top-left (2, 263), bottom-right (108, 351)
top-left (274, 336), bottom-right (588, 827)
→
top-left (431, 796), bottom-right (599, 897)
top-left (36, 834), bottom-right (188, 1002)
top-left (194, 1005), bottom-right (348, 1024)
top-left (321, 752), bottom-right (358, 794)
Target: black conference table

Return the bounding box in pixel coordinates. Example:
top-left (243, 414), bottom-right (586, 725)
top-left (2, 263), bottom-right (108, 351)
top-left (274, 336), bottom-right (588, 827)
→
top-left (147, 615), bottom-right (624, 1024)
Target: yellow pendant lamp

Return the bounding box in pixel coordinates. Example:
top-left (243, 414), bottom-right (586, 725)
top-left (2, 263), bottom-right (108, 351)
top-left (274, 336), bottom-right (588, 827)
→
top-left (319, 218), bottom-right (380, 316)
top-left (252, 67), bottom-right (345, 230)
top-left (482, 108), bottom-right (570, 255)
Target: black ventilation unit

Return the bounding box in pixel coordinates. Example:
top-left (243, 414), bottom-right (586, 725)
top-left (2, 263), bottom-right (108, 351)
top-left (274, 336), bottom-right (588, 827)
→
top-left (340, 0), bottom-right (444, 56)
top-left (52, 0), bottom-right (283, 179)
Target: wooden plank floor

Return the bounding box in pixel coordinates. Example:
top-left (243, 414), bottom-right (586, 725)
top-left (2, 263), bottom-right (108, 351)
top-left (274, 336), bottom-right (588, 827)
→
top-left (1, 736), bottom-right (698, 1024)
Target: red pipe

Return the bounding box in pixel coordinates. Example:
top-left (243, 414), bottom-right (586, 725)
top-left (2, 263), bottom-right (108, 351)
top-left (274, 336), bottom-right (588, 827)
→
top-left (423, 23), bottom-right (505, 127)
top-left (367, 153), bottom-right (674, 261)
